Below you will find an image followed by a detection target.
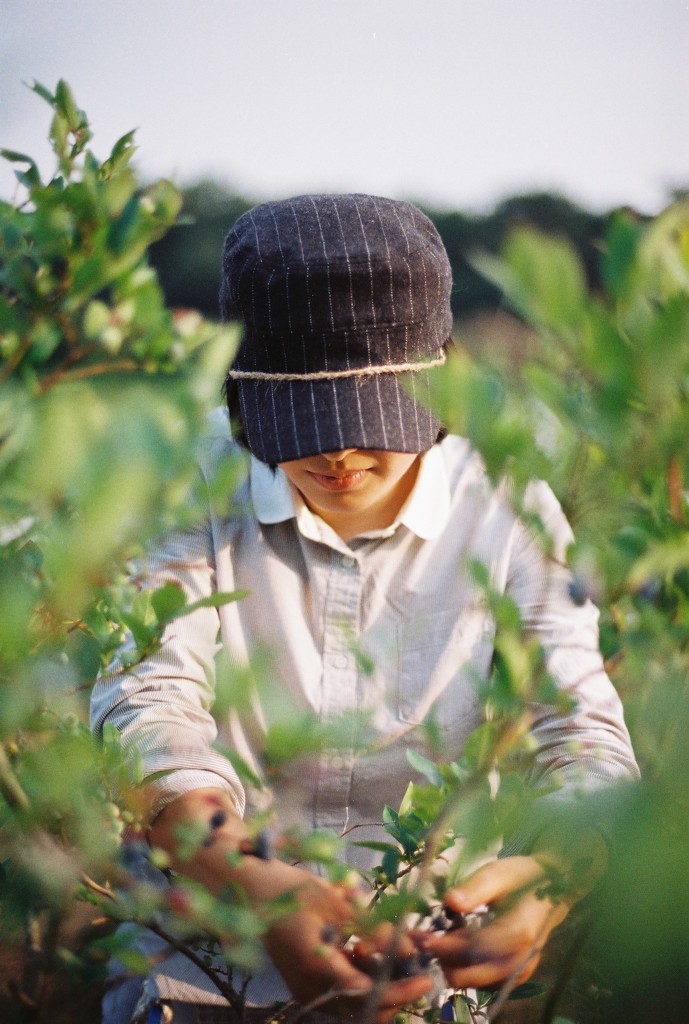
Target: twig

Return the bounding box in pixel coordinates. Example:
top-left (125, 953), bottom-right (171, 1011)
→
top-left (18, 907), bottom-right (62, 1017)
top-left (143, 920), bottom-right (244, 1015)
top-left (668, 456), bottom-right (684, 522)
top-left (37, 358), bottom-right (142, 393)
top-left (79, 872), bottom-right (245, 1015)
top-left (80, 873), bottom-right (116, 901)
top-left (0, 745), bottom-right (31, 813)
top-left (0, 337), bottom-right (33, 384)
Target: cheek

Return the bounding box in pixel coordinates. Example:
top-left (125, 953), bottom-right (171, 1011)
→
top-left (383, 456), bottom-right (420, 485)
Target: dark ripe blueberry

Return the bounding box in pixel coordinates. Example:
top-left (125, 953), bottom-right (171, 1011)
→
top-left (417, 950), bottom-right (434, 969)
top-left (209, 810), bottom-right (227, 831)
top-left (117, 840), bottom-right (149, 868)
top-left (319, 924), bottom-right (339, 945)
top-left (637, 579), bottom-right (661, 603)
top-left (568, 576), bottom-right (590, 606)
top-left (251, 829), bottom-right (272, 861)
top-left (444, 906), bottom-right (468, 930)
top-left (390, 955), bottom-right (423, 979)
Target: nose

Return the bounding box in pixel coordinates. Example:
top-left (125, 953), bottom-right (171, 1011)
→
top-left (321, 449), bottom-right (358, 464)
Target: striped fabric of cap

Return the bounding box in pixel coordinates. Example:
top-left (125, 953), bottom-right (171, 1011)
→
top-left (220, 193), bottom-right (452, 463)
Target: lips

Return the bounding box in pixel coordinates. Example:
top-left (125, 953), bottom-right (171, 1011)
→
top-left (307, 469), bottom-right (368, 492)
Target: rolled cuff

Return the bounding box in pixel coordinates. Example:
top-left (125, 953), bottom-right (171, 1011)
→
top-left (143, 766), bottom-right (246, 822)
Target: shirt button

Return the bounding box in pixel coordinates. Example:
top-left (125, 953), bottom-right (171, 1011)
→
top-left (332, 653), bottom-right (348, 669)
top-left (331, 755), bottom-right (346, 770)
top-left (341, 554), bottom-right (356, 568)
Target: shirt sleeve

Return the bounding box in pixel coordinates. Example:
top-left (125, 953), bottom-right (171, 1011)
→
top-left (89, 520), bottom-right (246, 820)
top-left (505, 480), bottom-right (639, 789)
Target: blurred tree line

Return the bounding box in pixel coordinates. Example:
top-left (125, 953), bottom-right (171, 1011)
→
top-left (148, 184), bottom-right (616, 322)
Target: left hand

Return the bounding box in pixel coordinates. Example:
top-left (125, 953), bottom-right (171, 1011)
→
top-left (411, 855), bottom-right (571, 990)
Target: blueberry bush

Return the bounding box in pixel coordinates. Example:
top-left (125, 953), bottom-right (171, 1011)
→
top-left (1, 82), bottom-right (688, 1024)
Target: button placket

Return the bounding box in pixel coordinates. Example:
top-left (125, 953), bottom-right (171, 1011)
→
top-left (313, 551), bottom-right (362, 829)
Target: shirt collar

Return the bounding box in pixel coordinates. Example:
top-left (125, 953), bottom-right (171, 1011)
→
top-left (396, 443), bottom-right (450, 539)
top-left (250, 442), bottom-right (451, 542)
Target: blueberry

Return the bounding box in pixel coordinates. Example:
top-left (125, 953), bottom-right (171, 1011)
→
top-left (637, 579), bottom-right (661, 603)
top-left (568, 576), bottom-right (590, 606)
top-left (250, 829), bottom-right (272, 861)
top-left (390, 955), bottom-right (424, 979)
top-left (444, 906), bottom-right (468, 930)
top-left (319, 924), bottom-right (340, 945)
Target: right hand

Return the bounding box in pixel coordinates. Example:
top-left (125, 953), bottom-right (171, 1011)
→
top-left (149, 790), bottom-right (431, 1022)
top-left (262, 868), bottom-right (432, 1023)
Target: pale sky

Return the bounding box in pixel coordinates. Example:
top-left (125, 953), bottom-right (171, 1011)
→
top-left (1, 0), bottom-right (688, 213)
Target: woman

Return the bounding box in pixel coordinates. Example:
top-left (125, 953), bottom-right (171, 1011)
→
top-left (91, 193), bottom-right (637, 1023)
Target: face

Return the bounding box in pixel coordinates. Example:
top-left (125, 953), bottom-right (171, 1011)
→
top-left (278, 449), bottom-right (421, 541)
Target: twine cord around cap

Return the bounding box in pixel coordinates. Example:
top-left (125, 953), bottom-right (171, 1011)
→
top-left (226, 350), bottom-right (446, 382)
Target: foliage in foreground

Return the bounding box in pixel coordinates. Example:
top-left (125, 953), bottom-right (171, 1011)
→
top-left (1, 82), bottom-right (689, 1024)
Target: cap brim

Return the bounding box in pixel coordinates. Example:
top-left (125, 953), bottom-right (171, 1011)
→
top-left (238, 372), bottom-right (441, 463)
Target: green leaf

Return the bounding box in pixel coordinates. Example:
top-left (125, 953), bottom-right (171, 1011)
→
top-left (452, 994), bottom-right (473, 1023)
top-left (55, 79), bottom-right (80, 129)
top-left (406, 749), bottom-right (442, 786)
top-left (628, 539), bottom-right (689, 590)
top-left (473, 228), bottom-right (587, 332)
top-left (129, 746), bottom-right (145, 786)
top-left (177, 590), bottom-right (249, 617)
top-left (107, 193), bottom-right (141, 254)
top-left (382, 805), bottom-right (399, 828)
top-left (1, 148), bottom-right (39, 166)
top-left (1, 150), bottom-right (41, 189)
top-left (30, 80), bottom-right (55, 105)
top-left (221, 749), bottom-right (263, 790)
top-left (113, 949), bottom-right (155, 974)
top-left (150, 582), bottom-right (187, 624)
top-left (381, 846), bottom-right (400, 884)
top-left (145, 179), bottom-right (183, 223)
top-left (101, 131), bottom-right (137, 179)
top-left (602, 210), bottom-right (643, 299)
top-left (503, 227), bottom-right (587, 330)
top-left (351, 840), bottom-right (402, 854)
top-left (462, 722), bottom-right (500, 771)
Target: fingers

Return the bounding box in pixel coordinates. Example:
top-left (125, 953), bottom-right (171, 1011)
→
top-left (342, 924), bottom-right (434, 1022)
top-left (413, 918), bottom-right (537, 989)
top-left (444, 855), bottom-right (546, 914)
top-left (371, 975), bottom-right (434, 1023)
top-left (352, 920), bottom-right (417, 960)
top-left (305, 950), bottom-right (432, 1023)
top-left (411, 857), bottom-right (572, 990)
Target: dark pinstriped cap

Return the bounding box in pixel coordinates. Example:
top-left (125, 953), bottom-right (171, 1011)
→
top-left (220, 193), bottom-right (452, 464)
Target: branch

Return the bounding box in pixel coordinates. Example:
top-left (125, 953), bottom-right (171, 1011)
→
top-left (143, 920), bottom-right (245, 1015)
top-left (79, 872), bottom-right (244, 1014)
top-left (0, 337), bottom-right (33, 384)
top-left (80, 873), bottom-right (116, 901)
top-left (37, 358), bottom-right (142, 393)
top-left (0, 746), bottom-right (31, 813)
top-left (668, 456), bottom-right (684, 523)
